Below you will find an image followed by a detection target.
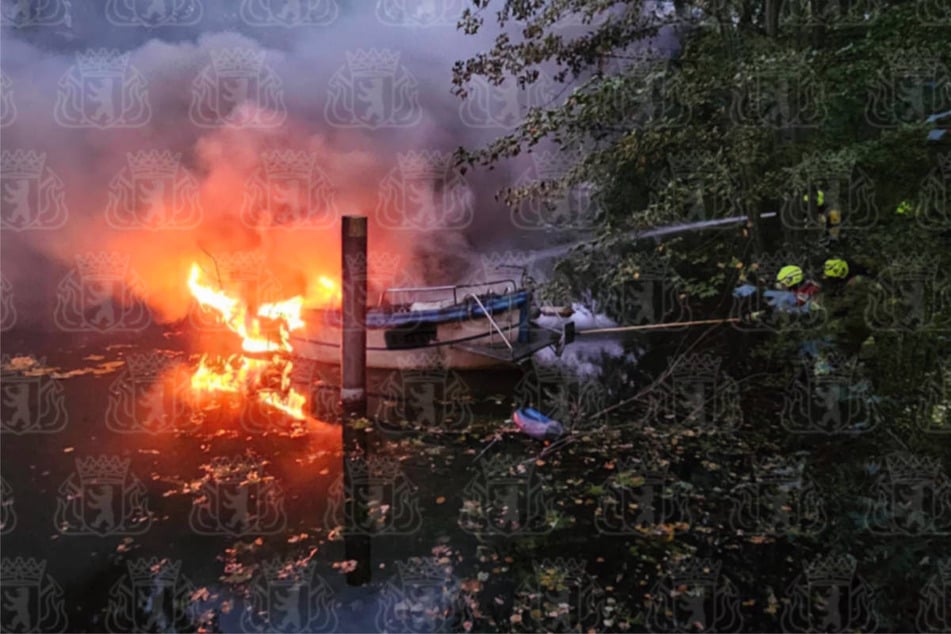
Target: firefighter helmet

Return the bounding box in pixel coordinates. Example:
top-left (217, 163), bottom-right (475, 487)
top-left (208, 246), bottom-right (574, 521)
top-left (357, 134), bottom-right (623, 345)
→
top-left (776, 265), bottom-right (804, 289)
top-left (823, 258), bottom-right (849, 279)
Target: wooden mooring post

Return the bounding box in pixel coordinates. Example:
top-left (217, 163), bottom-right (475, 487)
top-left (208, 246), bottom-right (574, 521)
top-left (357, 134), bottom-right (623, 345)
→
top-left (341, 215), bottom-right (370, 586)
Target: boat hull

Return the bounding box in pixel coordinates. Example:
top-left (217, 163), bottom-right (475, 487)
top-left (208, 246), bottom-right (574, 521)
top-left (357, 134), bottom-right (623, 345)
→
top-left (290, 304), bottom-right (526, 370)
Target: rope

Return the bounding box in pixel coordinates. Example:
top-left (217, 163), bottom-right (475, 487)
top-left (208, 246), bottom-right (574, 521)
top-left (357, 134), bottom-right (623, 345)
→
top-left (575, 317), bottom-right (741, 335)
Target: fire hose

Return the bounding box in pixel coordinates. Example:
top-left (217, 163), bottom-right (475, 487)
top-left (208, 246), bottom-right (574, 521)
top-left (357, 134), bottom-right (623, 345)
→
top-left (574, 317), bottom-right (741, 335)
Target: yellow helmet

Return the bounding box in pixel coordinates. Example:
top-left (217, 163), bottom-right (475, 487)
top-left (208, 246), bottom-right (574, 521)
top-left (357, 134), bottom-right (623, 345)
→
top-left (827, 208), bottom-right (841, 225)
top-left (823, 258), bottom-right (849, 279)
top-left (776, 265), bottom-right (804, 288)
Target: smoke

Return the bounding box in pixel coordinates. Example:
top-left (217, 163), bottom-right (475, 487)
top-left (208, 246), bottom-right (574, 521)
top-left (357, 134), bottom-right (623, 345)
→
top-left (0, 2), bottom-right (532, 330)
top-left (1, 1), bottom-right (684, 338)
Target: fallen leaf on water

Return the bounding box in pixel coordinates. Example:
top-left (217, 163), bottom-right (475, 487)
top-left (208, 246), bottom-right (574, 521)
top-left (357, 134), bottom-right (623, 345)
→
top-left (333, 560), bottom-right (358, 574)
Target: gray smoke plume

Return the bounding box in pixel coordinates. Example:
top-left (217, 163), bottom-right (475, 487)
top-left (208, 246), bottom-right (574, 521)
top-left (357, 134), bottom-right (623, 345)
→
top-left (0, 1), bottom-right (545, 329)
top-left (1, 1), bottom-right (682, 333)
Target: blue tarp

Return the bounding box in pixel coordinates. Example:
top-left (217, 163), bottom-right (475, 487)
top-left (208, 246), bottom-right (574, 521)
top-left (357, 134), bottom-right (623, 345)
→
top-left (733, 283), bottom-right (758, 298)
top-left (926, 110), bottom-right (950, 142)
top-left (366, 291), bottom-right (530, 328)
top-left (732, 285), bottom-right (813, 315)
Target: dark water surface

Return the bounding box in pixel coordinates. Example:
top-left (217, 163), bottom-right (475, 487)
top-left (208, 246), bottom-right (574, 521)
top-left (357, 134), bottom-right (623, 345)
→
top-left (2, 326), bottom-right (635, 633)
top-left (2, 325), bottom-right (944, 633)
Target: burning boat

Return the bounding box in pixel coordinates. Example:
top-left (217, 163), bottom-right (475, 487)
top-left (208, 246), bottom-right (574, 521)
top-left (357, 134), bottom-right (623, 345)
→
top-left (290, 279), bottom-right (575, 370)
top-left (187, 262), bottom-right (315, 420)
top-left (186, 260), bottom-right (574, 424)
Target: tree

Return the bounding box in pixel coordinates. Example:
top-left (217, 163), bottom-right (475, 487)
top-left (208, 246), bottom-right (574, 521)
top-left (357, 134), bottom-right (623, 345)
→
top-left (454, 1), bottom-right (951, 630)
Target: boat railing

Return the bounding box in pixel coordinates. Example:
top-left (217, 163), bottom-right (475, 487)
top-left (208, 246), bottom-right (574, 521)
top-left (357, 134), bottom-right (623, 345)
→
top-left (379, 279), bottom-right (518, 307)
top-left (461, 292), bottom-right (514, 352)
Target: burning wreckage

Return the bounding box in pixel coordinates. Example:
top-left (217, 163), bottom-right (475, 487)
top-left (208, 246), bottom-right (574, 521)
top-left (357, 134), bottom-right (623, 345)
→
top-left (187, 261), bottom-right (576, 422)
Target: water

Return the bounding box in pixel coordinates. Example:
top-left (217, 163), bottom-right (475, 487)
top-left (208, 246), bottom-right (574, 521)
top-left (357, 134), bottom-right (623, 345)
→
top-left (1, 286), bottom-right (931, 632)
top-left (1, 325), bottom-right (642, 633)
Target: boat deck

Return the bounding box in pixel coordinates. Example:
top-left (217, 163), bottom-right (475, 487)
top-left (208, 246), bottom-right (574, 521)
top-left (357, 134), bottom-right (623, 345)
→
top-left (450, 326), bottom-right (563, 363)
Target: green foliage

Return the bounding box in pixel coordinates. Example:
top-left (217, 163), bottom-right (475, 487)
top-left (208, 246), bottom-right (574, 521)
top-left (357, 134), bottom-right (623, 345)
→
top-left (455, 1), bottom-right (951, 630)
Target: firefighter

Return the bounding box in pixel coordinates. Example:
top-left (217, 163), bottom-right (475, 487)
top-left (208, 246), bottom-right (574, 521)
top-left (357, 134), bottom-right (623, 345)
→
top-left (803, 189), bottom-right (841, 243)
top-left (821, 207), bottom-right (842, 242)
top-left (821, 257), bottom-right (869, 289)
top-left (776, 264), bottom-right (821, 308)
top-left (819, 257), bottom-right (876, 357)
top-left (741, 265), bottom-right (820, 323)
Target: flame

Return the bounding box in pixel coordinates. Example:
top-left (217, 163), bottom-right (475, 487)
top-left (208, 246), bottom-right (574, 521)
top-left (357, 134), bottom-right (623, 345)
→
top-left (186, 262), bottom-right (334, 421)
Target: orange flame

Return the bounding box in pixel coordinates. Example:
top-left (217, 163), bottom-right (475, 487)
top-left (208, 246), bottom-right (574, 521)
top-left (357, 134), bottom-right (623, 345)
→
top-left (187, 262), bottom-right (332, 420)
